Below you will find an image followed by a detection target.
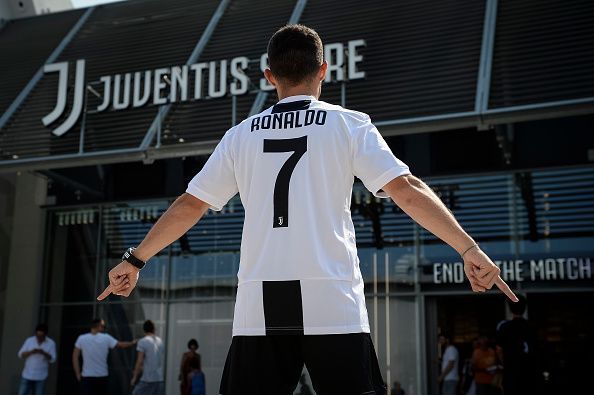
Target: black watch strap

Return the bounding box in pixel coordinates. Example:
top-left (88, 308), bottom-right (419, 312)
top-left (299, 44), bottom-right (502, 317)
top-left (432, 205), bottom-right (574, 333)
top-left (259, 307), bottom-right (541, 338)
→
top-left (122, 247), bottom-right (146, 270)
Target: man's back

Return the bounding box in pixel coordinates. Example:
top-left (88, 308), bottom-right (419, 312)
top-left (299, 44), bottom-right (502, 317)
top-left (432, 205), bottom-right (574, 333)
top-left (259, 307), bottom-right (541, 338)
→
top-left (497, 318), bottom-right (535, 368)
top-left (137, 334), bottom-right (163, 382)
top-left (75, 332), bottom-right (117, 377)
top-left (187, 95), bottom-right (409, 336)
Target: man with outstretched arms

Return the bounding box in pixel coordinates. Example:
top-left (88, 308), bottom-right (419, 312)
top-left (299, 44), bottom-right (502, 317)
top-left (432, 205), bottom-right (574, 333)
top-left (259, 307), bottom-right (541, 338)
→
top-left (98, 24), bottom-right (517, 395)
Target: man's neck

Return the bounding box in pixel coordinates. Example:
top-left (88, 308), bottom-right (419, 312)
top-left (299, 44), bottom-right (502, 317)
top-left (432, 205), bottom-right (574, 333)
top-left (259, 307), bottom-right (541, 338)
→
top-left (276, 83), bottom-right (320, 101)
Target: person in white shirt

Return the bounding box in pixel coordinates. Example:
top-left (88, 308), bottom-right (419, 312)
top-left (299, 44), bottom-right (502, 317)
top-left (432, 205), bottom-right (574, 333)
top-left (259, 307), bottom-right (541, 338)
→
top-left (17, 323), bottom-right (56, 395)
top-left (439, 334), bottom-right (460, 395)
top-left (72, 318), bottom-right (136, 395)
top-left (97, 24), bottom-right (518, 394)
top-left (131, 320), bottom-right (164, 395)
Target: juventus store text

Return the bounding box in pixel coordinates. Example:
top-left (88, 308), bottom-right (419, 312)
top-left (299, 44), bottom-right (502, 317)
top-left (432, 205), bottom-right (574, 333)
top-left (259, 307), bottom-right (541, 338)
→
top-left (0, 1), bottom-right (593, 394)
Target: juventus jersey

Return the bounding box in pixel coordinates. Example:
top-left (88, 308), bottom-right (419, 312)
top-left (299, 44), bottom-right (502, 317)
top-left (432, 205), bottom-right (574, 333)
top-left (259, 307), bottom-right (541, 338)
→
top-left (186, 95), bottom-right (410, 336)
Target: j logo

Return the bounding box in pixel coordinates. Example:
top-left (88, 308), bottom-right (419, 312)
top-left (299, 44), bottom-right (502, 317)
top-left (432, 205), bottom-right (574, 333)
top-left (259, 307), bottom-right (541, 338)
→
top-left (42, 60), bottom-right (86, 137)
top-left (278, 217), bottom-right (284, 226)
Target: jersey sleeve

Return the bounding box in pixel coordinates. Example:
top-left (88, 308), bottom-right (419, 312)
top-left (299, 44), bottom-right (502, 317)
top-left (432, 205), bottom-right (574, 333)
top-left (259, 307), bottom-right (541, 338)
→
top-left (74, 335), bottom-right (82, 349)
top-left (350, 113), bottom-right (410, 197)
top-left (186, 128), bottom-right (239, 211)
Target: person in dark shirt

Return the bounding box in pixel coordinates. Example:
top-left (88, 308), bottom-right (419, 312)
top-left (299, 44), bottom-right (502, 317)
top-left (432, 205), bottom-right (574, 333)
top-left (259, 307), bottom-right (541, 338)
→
top-left (390, 381), bottom-right (405, 395)
top-left (496, 295), bottom-right (541, 395)
top-left (179, 339), bottom-right (201, 395)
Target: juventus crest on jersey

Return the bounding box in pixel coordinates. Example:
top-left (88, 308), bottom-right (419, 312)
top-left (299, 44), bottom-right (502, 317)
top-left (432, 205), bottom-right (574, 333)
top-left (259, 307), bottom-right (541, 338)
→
top-left (186, 95), bottom-right (410, 336)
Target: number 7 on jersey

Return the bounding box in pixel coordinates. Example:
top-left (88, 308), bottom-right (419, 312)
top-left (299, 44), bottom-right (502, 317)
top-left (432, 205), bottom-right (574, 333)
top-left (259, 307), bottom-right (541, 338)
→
top-left (263, 136), bottom-right (308, 228)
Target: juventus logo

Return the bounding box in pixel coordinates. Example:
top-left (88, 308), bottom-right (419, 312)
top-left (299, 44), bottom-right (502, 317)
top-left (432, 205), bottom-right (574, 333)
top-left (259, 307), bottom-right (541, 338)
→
top-left (42, 60), bottom-right (86, 137)
top-left (278, 216), bottom-right (284, 226)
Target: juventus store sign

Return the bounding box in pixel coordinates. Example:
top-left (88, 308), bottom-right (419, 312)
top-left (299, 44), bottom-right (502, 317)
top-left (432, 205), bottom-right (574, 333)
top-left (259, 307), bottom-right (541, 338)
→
top-left (42, 39), bottom-right (366, 137)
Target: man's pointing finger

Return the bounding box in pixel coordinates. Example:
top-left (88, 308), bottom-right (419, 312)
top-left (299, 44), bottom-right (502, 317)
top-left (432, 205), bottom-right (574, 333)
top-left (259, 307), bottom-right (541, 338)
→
top-left (495, 276), bottom-right (519, 302)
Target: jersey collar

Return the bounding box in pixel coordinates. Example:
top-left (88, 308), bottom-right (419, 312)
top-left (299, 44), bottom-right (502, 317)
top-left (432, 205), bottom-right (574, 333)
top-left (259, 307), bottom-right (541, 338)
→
top-left (276, 95), bottom-right (317, 104)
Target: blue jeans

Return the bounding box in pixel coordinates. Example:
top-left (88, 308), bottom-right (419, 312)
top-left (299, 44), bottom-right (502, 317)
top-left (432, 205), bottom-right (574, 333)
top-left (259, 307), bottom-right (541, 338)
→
top-left (18, 378), bottom-right (45, 395)
top-left (132, 381), bottom-right (165, 395)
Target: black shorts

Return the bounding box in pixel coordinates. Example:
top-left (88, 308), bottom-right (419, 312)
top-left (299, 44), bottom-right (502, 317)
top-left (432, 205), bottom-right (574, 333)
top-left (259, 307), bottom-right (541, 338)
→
top-left (219, 333), bottom-right (386, 395)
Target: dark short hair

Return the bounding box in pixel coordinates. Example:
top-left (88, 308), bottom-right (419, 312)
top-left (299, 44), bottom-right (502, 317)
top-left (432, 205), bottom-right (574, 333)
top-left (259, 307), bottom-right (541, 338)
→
top-left (267, 24), bottom-right (324, 86)
top-left (188, 338), bottom-right (199, 350)
top-left (35, 323), bottom-right (48, 334)
top-left (143, 320), bottom-right (155, 333)
top-left (509, 294), bottom-right (527, 315)
top-left (91, 318), bottom-right (104, 329)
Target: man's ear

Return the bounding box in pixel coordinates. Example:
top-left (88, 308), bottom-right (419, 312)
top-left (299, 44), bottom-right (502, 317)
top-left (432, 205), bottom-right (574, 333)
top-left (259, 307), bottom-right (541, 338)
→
top-left (264, 68), bottom-right (277, 87)
top-left (318, 61), bottom-right (328, 82)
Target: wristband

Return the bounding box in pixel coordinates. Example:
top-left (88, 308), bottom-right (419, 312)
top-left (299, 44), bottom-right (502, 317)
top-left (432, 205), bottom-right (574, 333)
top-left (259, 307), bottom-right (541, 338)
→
top-left (122, 247), bottom-right (146, 270)
top-left (461, 243), bottom-right (479, 258)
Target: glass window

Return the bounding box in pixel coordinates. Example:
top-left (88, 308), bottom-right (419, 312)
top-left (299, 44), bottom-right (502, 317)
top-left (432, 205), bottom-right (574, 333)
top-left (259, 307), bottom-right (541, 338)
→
top-left (367, 296), bottom-right (421, 395)
top-left (40, 304), bottom-right (95, 395)
top-left (43, 209), bottom-right (100, 303)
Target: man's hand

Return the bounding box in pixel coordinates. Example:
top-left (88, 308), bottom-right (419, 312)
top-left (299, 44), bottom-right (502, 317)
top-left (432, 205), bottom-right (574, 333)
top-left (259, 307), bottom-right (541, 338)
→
top-left (97, 261), bottom-right (140, 300)
top-left (463, 246), bottom-right (518, 302)
top-left (36, 349), bottom-right (51, 360)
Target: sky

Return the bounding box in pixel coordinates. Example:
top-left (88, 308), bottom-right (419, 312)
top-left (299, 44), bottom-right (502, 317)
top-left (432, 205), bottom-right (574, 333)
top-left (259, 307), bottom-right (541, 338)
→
top-left (71, 0), bottom-right (126, 8)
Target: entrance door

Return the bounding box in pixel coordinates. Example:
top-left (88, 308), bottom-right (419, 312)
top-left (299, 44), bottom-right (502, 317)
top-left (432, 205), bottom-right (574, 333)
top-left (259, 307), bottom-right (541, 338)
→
top-left (426, 295), bottom-right (506, 395)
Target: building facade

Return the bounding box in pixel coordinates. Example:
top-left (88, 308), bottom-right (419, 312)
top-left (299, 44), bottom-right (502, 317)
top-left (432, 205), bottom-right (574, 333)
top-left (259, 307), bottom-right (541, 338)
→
top-left (0, 0), bottom-right (593, 394)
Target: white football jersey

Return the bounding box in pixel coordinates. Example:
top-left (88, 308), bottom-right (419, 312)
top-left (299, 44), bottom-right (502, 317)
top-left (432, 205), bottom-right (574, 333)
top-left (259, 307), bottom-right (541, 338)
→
top-left (186, 95), bottom-right (410, 336)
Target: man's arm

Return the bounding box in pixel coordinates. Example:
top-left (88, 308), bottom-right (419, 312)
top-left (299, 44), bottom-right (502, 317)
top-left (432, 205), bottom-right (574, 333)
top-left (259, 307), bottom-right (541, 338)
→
top-left (131, 351), bottom-right (145, 386)
top-left (115, 340), bottom-right (137, 349)
top-left (72, 347), bottom-right (82, 382)
top-left (383, 174), bottom-right (517, 300)
top-left (438, 361), bottom-right (455, 382)
top-left (49, 341), bottom-right (57, 363)
top-left (19, 349), bottom-right (35, 359)
top-left (97, 193), bottom-right (210, 299)
top-left (18, 340), bottom-right (33, 359)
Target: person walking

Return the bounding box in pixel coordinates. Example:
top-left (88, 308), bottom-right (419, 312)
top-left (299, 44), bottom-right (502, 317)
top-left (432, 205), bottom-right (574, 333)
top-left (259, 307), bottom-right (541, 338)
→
top-left (179, 339), bottom-right (201, 395)
top-left (131, 320), bottom-right (164, 395)
top-left (72, 318), bottom-right (136, 395)
top-left (97, 24), bottom-right (517, 394)
top-left (17, 323), bottom-right (56, 395)
top-left (438, 334), bottom-right (459, 395)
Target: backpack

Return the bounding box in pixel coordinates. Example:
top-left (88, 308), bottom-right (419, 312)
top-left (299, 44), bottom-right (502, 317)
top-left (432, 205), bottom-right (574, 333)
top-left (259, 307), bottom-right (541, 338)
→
top-left (191, 371), bottom-right (206, 395)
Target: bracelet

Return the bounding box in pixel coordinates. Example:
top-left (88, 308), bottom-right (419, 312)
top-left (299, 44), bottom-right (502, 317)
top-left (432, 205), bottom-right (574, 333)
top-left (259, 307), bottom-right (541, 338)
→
top-left (461, 243), bottom-right (479, 258)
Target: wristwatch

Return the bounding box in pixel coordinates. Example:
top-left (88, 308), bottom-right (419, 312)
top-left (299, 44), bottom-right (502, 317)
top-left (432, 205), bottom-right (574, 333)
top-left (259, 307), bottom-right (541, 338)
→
top-left (122, 247), bottom-right (146, 270)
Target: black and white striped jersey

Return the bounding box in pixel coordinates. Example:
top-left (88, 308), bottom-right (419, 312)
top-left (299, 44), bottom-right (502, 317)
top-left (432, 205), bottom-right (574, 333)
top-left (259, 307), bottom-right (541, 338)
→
top-left (186, 95), bottom-right (410, 336)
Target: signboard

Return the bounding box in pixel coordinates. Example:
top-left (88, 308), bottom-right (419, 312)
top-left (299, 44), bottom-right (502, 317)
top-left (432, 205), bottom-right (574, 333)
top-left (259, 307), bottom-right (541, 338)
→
top-left (42, 39), bottom-right (366, 137)
top-left (433, 257), bottom-right (593, 284)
